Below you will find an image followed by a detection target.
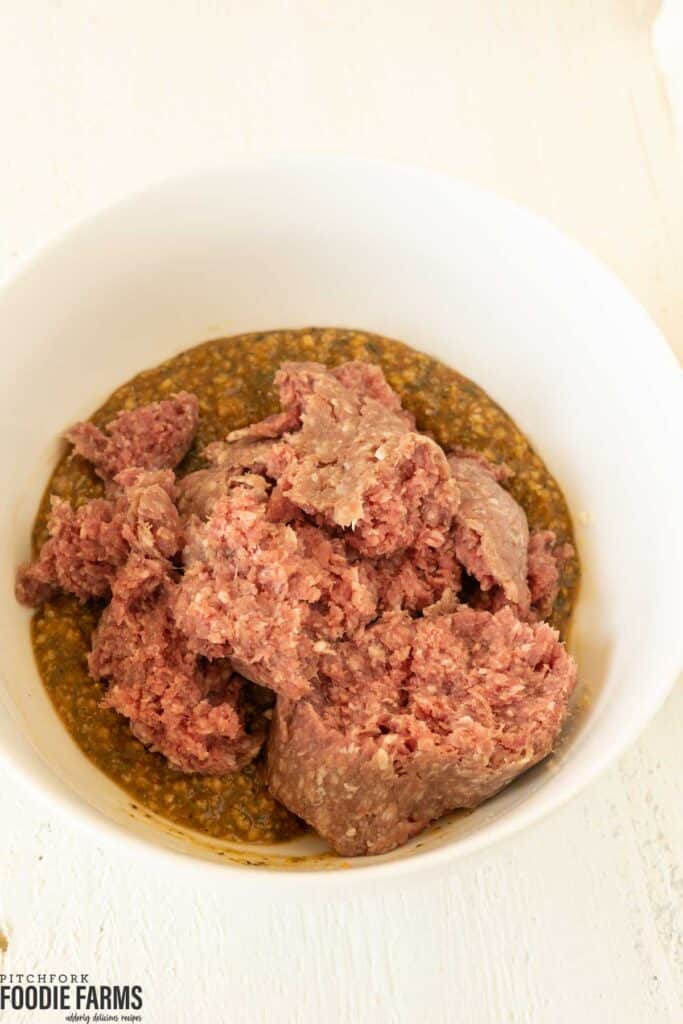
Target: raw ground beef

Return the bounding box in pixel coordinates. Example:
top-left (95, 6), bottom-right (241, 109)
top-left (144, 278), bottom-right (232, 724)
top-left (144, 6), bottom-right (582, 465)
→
top-left (66, 391), bottom-right (199, 479)
top-left (174, 449), bottom-right (465, 696)
top-left (91, 553), bottom-right (262, 774)
top-left (373, 536), bottom-right (461, 613)
top-left (17, 360), bottom-right (576, 847)
top-left (470, 529), bottom-right (574, 623)
top-left (527, 530), bottom-right (574, 621)
top-left (173, 472), bottom-right (380, 699)
top-left (267, 605), bottom-right (577, 855)
top-left (216, 362), bottom-right (458, 558)
top-left (447, 451), bottom-right (530, 612)
top-left (202, 435), bottom-right (277, 478)
top-left (16, 468), bottom-right (181, 606)
top-left (176, 463), bottom-right (246, 522)
top-left (16, 497), bottom-right (128, 606)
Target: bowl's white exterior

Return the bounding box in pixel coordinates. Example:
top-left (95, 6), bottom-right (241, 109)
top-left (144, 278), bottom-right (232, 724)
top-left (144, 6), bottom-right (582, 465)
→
top-left (0, 156), bottom-right (681, 885)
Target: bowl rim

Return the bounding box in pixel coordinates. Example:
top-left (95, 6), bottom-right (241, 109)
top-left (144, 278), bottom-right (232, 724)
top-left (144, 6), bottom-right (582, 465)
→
top-left (1, 152), bottom-right (681, 887)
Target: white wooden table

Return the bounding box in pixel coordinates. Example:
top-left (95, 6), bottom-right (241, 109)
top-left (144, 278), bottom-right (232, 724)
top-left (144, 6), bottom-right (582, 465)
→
top-left (0, 4), bottom-right (681, 1021)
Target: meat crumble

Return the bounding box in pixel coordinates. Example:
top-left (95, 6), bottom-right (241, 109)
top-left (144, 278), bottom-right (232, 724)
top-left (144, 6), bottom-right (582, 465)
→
top-left (65, 391), bottom-right (199, 480)
top-left (92, 554), bottom-right (261, 775)
top-left (268, 606), bottom-right (576, 856)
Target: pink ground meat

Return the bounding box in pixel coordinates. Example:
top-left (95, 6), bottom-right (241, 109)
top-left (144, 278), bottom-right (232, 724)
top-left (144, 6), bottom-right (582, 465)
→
top-left (447, 451), bottom-right (530, 612)
top-left (16, 468), bottom-right (181, 606)
top-left (267, 605), bottom-right (577, 855)
top-left (228, 361), bottom-right (412, 443)
top-left (471, 529), bottom-right (574, 622)
top-left (17, 365), bottom-right (577, 815)
top-left (527, 530), bottom-right (574, 621)
top-left (173, 472), bottom-right (380, 699)
top-left (65, 391), bottom-right (199, 479)
top-left (176, 464), bottom-right (239, 522)
top-left (215, 362), bottom-right (458, 557)
top-left (174, 447), bottom-right (464, 698)
top-left (373, 534), bottom-right (462, 613)
top-left (91, 554), bottom-right (262, 774)
top-left (202, 435), bottom-right (277, 476)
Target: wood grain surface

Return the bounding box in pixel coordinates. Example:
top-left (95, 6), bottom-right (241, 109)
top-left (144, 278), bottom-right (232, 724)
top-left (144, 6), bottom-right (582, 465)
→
top-left (0, 3), bottom-right (681, 1022)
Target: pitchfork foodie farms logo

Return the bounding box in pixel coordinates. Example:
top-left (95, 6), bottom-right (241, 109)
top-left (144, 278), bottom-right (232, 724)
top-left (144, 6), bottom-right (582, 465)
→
top-left (0, 973), bottom-right (143, 1020)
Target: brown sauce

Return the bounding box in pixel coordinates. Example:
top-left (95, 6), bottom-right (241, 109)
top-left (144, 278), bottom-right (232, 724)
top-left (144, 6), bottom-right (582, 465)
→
top-left (30, 328), bottom-right (580, 843)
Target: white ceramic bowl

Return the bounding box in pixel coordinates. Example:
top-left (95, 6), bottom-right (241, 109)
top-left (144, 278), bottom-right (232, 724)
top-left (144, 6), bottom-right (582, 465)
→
top-left (0, 156), bottom-right (681, 885)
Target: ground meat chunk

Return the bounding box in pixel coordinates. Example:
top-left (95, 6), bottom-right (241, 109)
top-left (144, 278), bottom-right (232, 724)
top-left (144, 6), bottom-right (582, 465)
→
top-left (177, 466), bottom-right (462, 659)
top-left (203, 435), bottom-right (277, 475)
top-left (270, 360), bottom-right (413, 430)
top-left (215, 362), bottom-right (457, 558)
top-left (16, 470), bottom-right (181, 607)
top-left (226, 409), bottom-right (301, 444)
top-left (173, 473), bottom-right (379, 699)
top-left (470, 529), bottom-right (574, 623)
top-left (267, 605), bottom-right (577, 855)
top-left (107, 467), bottom-right (181, 561)
top-left (217, 362), bottom-right (375, 448)
top-left (176, 436), bottom-right (285, 522)
top-left (448, 451), bottom-right (530, 612)
top-left (447, 446), bottom-right (513, 483)
top-left (91, 554), bottom-right (262, 774)
top-left (374, 535), bottom-right (462, 612)
top-left (176, 464), bottom-right (237, 522)
top-left (527, 530), bottom-right (574, 621)
top-left (16, 497), bottom-right (129, 606)
top-left (65, 392), bottom-right (199, 479)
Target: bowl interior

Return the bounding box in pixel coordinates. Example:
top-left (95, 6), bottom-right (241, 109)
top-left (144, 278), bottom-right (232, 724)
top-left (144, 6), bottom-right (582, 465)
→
top-left (0, 158), bottom-right (681, 878)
